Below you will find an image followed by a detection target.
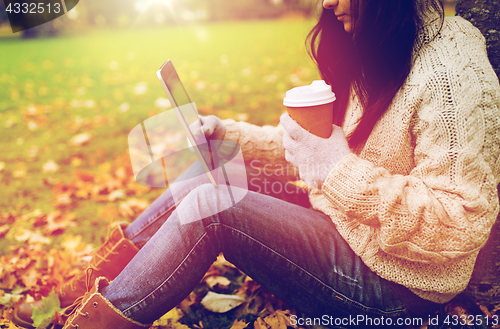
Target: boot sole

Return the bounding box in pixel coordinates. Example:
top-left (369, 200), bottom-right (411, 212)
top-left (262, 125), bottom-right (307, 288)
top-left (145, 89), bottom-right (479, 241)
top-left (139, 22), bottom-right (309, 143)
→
top-left (11, 310), bottom-right (35, 329)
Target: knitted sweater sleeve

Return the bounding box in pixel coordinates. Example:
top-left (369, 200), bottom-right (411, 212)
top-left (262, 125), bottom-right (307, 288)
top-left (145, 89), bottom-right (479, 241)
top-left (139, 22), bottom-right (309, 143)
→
top-left (222, 119), bottom-right (299, 180)
top-left (321, 50), bottom-right (500, 265)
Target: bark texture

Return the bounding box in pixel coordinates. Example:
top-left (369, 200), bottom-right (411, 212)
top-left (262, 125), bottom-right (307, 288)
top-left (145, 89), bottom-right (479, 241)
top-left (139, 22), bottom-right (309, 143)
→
top-left (455, 0), bottom-right (500, 309)
top-left (456, 0), bottom-right (500, 79)
top-left (456, 0), bottom-right (500, 309)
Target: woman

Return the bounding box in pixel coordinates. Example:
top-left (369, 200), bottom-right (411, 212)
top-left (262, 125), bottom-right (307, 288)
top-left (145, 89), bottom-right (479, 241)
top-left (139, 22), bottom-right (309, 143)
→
top-left (15, 0), bottom-right (500, 328)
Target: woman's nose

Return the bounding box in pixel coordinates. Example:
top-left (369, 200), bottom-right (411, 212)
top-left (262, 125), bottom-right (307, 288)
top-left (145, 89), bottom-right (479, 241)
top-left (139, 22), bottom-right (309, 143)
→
top-left (323, 0), bottom-right (338, 9)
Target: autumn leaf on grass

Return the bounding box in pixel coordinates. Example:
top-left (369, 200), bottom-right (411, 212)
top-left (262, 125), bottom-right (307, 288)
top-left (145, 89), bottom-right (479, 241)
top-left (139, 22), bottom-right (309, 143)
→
top-left (260, 310), bottom-right (292, 329)
top-left (31, 289), bottom-right (64, 328)
top-left (201, 291), bottom-right (246, 313)
top-left (151, 307), bottom-right (190, 329)
top-left (0, 292), bottom-right (23, 307)
top-left (42, 160), bottom-right (59, 173)
top-left (69, 133), bottom-right (92, 146)
top-left (0, 224), bottom-right (10, 238)
top-left (254, 317), bottom-right (270, 329)
top-left (44, 212), bottom-right (76, 235)
top-left (0, 319), bottom-right (18, 328)
top-left (119, 199), bottom-right (149, 219)
top-left (21, 265), bottom-right (39, 290)
top-left (205, 276), bottom-right (231, 289)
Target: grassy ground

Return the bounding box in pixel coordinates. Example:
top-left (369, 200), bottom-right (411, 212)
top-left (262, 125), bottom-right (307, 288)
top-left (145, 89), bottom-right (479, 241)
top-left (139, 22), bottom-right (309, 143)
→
top-left (0, 19), bottom-right (320, 328)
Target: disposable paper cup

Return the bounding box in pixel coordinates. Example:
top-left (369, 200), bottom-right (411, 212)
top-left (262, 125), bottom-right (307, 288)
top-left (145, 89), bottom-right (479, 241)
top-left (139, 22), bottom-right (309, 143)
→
top-left (283, 80), bottom-right (336, 138)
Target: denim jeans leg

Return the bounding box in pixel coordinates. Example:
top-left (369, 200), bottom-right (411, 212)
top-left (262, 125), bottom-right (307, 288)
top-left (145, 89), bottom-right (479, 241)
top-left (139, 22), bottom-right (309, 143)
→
top-left (124, 161), bottom-right (310, 247)
top-left (102, 184), bottom-right (407, 326)
top-left (124, 161), bottom-right (213, 248)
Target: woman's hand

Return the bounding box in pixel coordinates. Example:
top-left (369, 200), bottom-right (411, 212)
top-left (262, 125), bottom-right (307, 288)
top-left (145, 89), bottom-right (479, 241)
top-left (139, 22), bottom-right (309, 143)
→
top-left (280, 113), bottom-right (351, 189)
top-left (199, 115), bottom-right (226, 141)
top-left (197, 115), bottom-right (239, 163)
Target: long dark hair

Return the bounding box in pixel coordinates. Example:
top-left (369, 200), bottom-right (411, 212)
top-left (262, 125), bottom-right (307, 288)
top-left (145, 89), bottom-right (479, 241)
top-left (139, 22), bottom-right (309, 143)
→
top-left (307, 0), bottom-right (443, 148)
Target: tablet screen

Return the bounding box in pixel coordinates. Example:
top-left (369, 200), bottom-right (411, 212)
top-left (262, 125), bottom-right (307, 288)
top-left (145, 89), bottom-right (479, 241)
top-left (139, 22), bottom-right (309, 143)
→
top-left (157, 60), bottom-right (218, 187)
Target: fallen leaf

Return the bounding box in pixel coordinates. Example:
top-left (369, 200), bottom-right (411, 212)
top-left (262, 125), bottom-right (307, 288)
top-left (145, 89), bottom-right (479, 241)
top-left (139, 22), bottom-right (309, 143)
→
top-left (213, 253), bottom-right (236, 269)
top-left (151, 307), bottom-right (190, 328)
top-left (69, 133), bottom-right (92, 146)
top-left (11, 228), bottom-right (50, 244)
top-left (254, 317), bottom-right (270, 329)
top-left (201, 291), bottom-right (245, 313)
top-left (230, 319), bottom-right (249, 329)
top-left (42, 160), bottom-right (59, 173)
top-left (44, 212), bottom-right (76, 235)
top-left (108, 189), bottom-right (126, 202)
top-left (153, 307), bottom-right (182, 325)
top-left (31, 289), bottom-right (64, 327)
top-left (0, 224), bottom-right (10, 238)
top-left (0, 319), bottom-right (19, 328)
top-left (119, 199), bottom-right (149, 218)
top-left (21, 265), bottom-right (39, 289)
top-left (54, 192), bottom-right (72, 208)
top-left (205, 276), bottom-right (231, 289)
top-left (0, 272), bottom-right (18, 290)
top-left (262, 310), bottom-right (290, 329)
top-left (0, 293), bottom-right (23, 307)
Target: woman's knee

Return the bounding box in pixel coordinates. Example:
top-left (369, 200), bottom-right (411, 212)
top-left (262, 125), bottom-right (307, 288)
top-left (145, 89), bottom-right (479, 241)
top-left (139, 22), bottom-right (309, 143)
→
top-left (174, 183), bottom-right (237, 225)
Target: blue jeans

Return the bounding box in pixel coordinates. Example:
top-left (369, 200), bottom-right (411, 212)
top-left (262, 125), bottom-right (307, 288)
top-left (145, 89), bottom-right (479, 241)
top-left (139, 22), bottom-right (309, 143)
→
top-left (101, 163), bottom-right (411, 327)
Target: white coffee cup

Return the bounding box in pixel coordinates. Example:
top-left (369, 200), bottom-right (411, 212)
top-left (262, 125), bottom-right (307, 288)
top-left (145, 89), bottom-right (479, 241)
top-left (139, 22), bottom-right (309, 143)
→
top-left (283, 80), bottom-right (336, 138)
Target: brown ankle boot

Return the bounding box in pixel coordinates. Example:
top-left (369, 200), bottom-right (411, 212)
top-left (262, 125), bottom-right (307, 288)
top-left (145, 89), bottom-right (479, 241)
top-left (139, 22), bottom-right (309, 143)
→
top-left (13, 224), bottom-right (139, 329)
top-left (62, 277), bottom-right (150, 329)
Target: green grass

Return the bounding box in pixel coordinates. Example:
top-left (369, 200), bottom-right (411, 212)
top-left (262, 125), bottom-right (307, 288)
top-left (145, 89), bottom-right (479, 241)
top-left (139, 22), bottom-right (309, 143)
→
top-left (0, 19), bottom-right (320, 251)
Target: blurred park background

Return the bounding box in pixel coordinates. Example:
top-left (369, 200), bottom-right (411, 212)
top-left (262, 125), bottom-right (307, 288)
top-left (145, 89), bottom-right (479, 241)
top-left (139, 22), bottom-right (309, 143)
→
top-left (0, 1), bottom-right (457, 328)
top-left (0, 2), bottom-right (336, 327)
top-left (0, 0), bottom-right (328, 250)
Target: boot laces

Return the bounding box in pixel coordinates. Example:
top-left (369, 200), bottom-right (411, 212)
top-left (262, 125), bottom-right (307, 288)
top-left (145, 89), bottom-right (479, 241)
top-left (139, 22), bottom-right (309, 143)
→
top-left (89, 226), bottom-right (122, 266)
top-left (60, 231), bottom-right (120, 294)
top-left (65, 267), bottom-right (95, 320)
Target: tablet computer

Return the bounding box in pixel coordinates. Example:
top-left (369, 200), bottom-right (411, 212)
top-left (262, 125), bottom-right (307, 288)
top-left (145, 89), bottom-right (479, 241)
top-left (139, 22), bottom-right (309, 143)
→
top-left (156, 60), bottom-right (218, 187)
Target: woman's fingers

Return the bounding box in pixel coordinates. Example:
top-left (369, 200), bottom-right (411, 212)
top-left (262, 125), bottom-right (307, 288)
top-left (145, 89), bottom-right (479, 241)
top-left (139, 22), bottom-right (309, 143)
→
top-left (282, 131), bottom-right (299, 165)
top-left (279, 113), bottom-right (307, 141)
top-left (199, 115), bottom-right (225, 140)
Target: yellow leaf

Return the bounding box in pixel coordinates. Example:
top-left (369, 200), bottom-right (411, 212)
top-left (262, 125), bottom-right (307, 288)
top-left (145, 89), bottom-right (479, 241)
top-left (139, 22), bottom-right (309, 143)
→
top-left (230, 319), bottom-right (249, 329)
top-left (21, 265), bottom-right (39, 289)
top-left (61, 234), bottom-right (84, 253)
top-left (0, 271), bottom-right (18, 290)
top-left (263, 310), bottom-right (290, 329)
top-left (0, 319), bottom-right (19, 328)
top-left (254, 318), bottom-right (270, 329)
top-left (153, 307), bottom-right (183, 326)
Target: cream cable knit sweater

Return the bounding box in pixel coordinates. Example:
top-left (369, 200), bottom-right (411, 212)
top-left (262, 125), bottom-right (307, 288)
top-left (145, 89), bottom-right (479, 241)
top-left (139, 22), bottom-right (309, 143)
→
top-left (222, 15), bottom-right (500, 304)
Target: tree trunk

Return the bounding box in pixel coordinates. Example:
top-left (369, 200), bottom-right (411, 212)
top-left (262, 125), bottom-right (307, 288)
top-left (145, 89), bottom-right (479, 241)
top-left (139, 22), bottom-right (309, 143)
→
top-left (455, 0), bottom-right (500, 309)
top-left (456, 0), bottom-right (500, 79)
